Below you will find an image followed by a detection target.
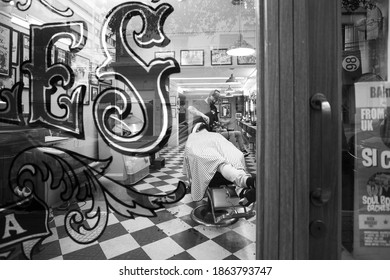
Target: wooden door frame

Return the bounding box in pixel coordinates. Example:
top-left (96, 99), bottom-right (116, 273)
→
top-left (255, 0), bottom-right (341, 259)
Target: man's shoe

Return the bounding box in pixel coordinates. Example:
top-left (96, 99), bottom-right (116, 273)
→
top-left (239, 188), bottom-right (256, 206)
top-left (245, 175), bottom-right (256, 189)
top-left (239, 175), bottom-right (256, 206)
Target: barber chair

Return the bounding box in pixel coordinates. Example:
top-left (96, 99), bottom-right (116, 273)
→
top-left (186, 123), bottom-right (255, 227)
top-left (190, 172), bottom-right (256, 227)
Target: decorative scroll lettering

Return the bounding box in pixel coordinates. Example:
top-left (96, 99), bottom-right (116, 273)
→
top-left (39, 0), bottom-right (74, 17)
top-left (0, 82), bottom-right (25, 125)
top-left (22, 22), bottom-right (87, 138)
top-left (1, 0), bottom-right (74, 17)
top-left (6, 147), bottom-right (186, 245)
top-left (94, 2), bottom-right (180, 155)
top-left (0, 196), bottom-right (51, 260)
top-left (1, 0), bottom-right (31, 11)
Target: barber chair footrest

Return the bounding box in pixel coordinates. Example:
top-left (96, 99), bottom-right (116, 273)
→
top-left (191, 205), bottom-right (238, 227)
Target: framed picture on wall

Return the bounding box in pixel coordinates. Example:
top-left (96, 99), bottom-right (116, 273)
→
top-left (89, 73), bottom-right (99, 85)
top-left (99, 83), bottom-right (109, 93)
top-left (180, 50), bottom-right (204, 66)
top-left (56, 48), bottom-right (67, 64)
top-left (89, 63), bottom-right (99, 85)
top-left (237, 55), bottom-right (256, 65)
top-left (22, 73), bottom-right (29, 88)
top-left (83, 86), bottom-right (90, 105)
top-left (12, 67), bottom-right (17, 85)
top-left (220, 103), bottom-right (231, 118)
top-left (90, 85), bottom-right (98, 101)
top-left (0, 23), bottom-right (12, 77)
top-left (169, 96), bottom-right (176, 106)
top-left (21, 33), bottom-right (30, 63)
top-left (0, 67), bottom-right (16, 89)
top-left (50, 45), bottom-right (56, 65)
top-left (155, 51), bottom-right (175, 59)
top-left (70, 54), bottom-right (90, 85)
top-left (12, 30), bottom-right (19, 65)
top-left (102, 79), bottom-right (112, 85)
top-left (211, 49), bottom-right (232, 66)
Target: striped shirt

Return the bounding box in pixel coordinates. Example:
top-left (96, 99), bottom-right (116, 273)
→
top-left (183, 129), bottom-right (247, 201)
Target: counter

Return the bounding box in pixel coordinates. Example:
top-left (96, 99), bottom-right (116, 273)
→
top-left (237, 120), bottom-right (256, 150)
top-left (238, 120), bottom-right (256, 137)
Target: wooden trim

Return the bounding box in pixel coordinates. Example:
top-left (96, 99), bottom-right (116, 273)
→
top-left (292, 0), bottom-right (311, 259)
top-left (256, 0), bottom-right (311, 259)
top-left (307, 0), bottom-right (342, 259)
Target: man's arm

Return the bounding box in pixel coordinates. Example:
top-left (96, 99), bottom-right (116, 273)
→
top-left (188, 106), bottom-right (209, 124)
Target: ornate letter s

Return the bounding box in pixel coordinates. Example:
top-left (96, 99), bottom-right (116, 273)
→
top-left (94, 2), bottom-right (180, 155)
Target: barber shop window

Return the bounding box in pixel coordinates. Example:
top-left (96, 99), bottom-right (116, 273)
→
top-left (0, 0), bottom-right (257, 260)
top-left (341, 0), bottom-right (390, 260)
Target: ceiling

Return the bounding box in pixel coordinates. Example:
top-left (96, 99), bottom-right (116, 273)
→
top-left (165, 0), bottom-right (257, 96)
top-left (94, 0), bottom-right (258, 97)
top-left (170, 66), bottom-right (257, 97)
top-left (2, 0), bottom-right (257, 97)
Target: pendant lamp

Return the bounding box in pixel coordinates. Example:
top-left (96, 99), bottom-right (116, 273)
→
top-left (227, 0), bottom-right (255, 56)
top-left (226, 73), bottom-right (237, 84)
top-left (225, 85), bottom-right (234, 96)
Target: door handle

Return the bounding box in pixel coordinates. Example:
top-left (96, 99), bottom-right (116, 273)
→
top-left (310, 93), bottom-right (332, 207)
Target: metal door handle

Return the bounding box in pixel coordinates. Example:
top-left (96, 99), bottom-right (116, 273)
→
top-left (310, 93), bottom-right (332, 206)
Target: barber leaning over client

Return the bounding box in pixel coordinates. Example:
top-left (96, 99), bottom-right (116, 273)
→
top-left (187, 89), bottom-right (250, 157)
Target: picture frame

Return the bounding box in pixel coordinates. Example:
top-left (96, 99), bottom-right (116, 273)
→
top-left (102, 79), bottom-right (112, 85)
top-left (22, 73), bottom-right (29, 88)
top-left (70, 54), bottom-right (90, 85)
top-left (237, 55), bottom-right (256, 65)
top-left (21, 33), bottom-right (30, 63)
top-left (56, 48), bottom-right (67, 64)
top-left (99, 83), bottom-right (110, 93)
top-left (220, 103), bottom-right (231, 118)
top-left (89, 62), bottom-right (99, 85)
top-left (169, 96), bottom-right (176, 106)
top-left (50, 45), bottom-right (56, 65)
top-left (90, 85), bottom-right (98, 101)
top-left (12, 30), bottom-right (19, 65)
top-left (211, 49), bottom-right (232, 66)
top-left (180, 50), bottom-right (204, 66)
top-left (0, 67), bottom-right (16, 89)
top-left (83, 86), bottom-right (90, 105)
top-left (89, 73), bottom-right (99, 85)
top-left (0, 23), bottom-right (12, 77)
top-left (12, 67), bottom-right (17, 84)
top-left (155, 51), bottom-right (175, 59)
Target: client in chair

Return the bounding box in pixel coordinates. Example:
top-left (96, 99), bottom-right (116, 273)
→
top-left (187, 89), bottom-right (250, 156)
top-left (183, 122), bottom-right (256, 206)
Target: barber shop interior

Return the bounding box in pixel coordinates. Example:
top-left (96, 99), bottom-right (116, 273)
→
top-left (0, 0), bottom-right (390, 261)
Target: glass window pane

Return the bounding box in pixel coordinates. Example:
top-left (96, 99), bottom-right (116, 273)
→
top-left (342, 0), bottom-right (390, 259)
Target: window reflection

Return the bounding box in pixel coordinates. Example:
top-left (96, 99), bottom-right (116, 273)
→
top-left (341, 0), bottom-right (390, 259)
top-left (0, 0), bottom-right (258, 260)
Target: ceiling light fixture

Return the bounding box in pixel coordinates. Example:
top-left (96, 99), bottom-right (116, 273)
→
top-left (226, 68), bottom-right (238, 84)
top-left (227, 0), bottom-right (255, 57)
top-left (226, 73), bottom-right (237, 84)
top-left (225, 85), bottom-right (234, 93)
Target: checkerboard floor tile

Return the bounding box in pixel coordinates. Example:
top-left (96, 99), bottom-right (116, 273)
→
top-left (31, 140), bottom-right (257, 260)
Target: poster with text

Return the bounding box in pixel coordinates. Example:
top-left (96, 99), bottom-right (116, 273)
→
top-left (354, 82), bottom-right (390, 252)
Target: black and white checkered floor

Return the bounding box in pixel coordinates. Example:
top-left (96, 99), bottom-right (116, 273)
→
top-left (32, 141), bottom-right (257, 260)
